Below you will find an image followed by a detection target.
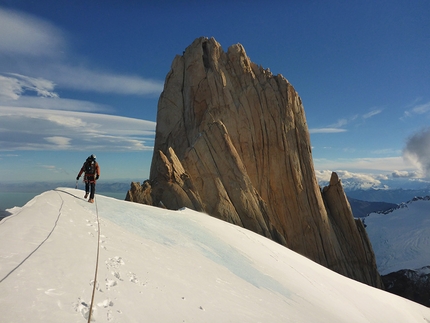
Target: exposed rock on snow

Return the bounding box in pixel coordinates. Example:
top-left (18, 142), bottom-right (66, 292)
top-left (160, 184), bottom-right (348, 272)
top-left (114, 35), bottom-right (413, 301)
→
top-left (127, 37), bottom-right (382, 288)
top-left (382, 266), bottom-right (430, 307)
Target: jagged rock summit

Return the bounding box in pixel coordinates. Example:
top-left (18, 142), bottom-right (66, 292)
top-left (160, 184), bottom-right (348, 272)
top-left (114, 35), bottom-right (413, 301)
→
top-left (127, 37), bottom-right (382, 288)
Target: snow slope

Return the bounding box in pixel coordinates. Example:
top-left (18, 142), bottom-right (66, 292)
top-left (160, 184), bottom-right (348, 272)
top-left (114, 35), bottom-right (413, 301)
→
top-left (365, 197), bottom-right (430, 275)
top-left (1, 188), bottom-right (429, 323)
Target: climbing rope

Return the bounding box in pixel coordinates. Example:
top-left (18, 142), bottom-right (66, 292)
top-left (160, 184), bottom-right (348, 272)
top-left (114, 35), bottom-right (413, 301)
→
top-left (59, 186), bottom-right (101, 322)
top-left (0, 187), bottom-right (102, 322)
top-left (87, 194), bottom-right (101, 323)
top-left (0, 191), bottom-right (64, 283)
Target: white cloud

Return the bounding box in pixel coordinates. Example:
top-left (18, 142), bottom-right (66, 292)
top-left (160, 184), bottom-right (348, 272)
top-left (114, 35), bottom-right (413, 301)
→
top-left (0, 8), bottom-right (66, 57)
top-left (51, 65), bottom-right (163, 96)
top-left (0, 73), bottom-right (58, 100)
top-left (311, 109), bottom-right (382, 135)
top-left (315, 169), bottom-right (386, 190)
top-left (362, 109), bottom-right (382, 119)
top-left (309, 128), bottom-right (347, 134)
top-left (315, 168), bottom-right (429, 190)
top-left (403, 101), bottom-right (430, 117)
top-left (0, 107), bottom-right (155, 152)
top-left (332, 115), bottom-right (358, 127)
top-left (391, 170), bottom-right (421, 178)
top-left (313, 156), bottom-right (415, 173)
top-left (0, 9), bottom-right (163, 97)
top-left (44, 136), bottom-right (71, 147)
top-left (0, 75), bottom-right (22, 100)
top-left (0, 96), bottom-right (111, 112)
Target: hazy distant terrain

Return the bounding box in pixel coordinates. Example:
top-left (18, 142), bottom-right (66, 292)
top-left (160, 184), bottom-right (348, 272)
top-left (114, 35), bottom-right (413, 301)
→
top-left (346, 188), bottom-right (430, 204)
top-left (347, 197), bottom-right (397, 218)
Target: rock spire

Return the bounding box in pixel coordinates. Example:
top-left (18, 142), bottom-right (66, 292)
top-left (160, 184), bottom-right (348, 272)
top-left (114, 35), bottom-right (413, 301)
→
top-left (127, 37), bottom-right (383, 288)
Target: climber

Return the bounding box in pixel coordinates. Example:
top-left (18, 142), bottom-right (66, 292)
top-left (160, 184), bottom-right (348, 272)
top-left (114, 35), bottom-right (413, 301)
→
top-left (76, 154), bottom-right (100, 203)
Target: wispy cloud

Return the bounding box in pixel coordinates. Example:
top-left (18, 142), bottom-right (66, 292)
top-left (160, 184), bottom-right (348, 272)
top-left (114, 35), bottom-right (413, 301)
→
top-left (0, 72), bottom-right (111, 112)
top-left (0, 8), bottom-right (163, 98)
top-left (0, 73), bottom-right (58, 100)
top-left (362, 109), bottom-right (382, 119)
top-left (50, 65), bottom-right (163, 96)
top-left (313, 156), bottom-right (414, 173)
top-left (403, 101), bottom-right (430, 118)
top-left (0, 7), bottom-right (161, 153)
top-left (309, 128), bottom-right (347, 134)
top-left (0, 96), bottom-right (112, 112)
top-left (310, 109), bottom-right (382, 134)
top-left (0, 107), bottom-right (155, 151)
top-left (0, 8), bottom-right (66, 58)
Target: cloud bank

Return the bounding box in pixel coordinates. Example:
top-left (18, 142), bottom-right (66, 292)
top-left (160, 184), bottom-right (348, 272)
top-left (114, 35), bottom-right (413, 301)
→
top-left (0, 107), bottom-right (155, 152)
top-left (315, 170), bottom-right (387, 190)
top-left (314, 169), bottom-right (429, 191)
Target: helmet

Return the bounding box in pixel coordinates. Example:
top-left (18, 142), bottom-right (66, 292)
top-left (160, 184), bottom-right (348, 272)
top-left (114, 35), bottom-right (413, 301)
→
top-left (90, 154), bottom-right (96, 160)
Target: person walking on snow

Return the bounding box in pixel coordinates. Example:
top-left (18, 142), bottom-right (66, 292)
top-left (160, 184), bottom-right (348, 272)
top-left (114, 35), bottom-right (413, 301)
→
top-left (76, 154), bottom-right (100, 203)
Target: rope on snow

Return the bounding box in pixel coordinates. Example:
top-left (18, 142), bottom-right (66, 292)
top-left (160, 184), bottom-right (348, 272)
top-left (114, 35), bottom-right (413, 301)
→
top-left (87, 194), bottom-right (101, 323)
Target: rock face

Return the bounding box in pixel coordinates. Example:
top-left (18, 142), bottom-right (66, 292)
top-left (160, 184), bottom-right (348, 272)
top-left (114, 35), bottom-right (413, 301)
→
top-left (128, 37), bottom-right (383, 288)
top-left (382, 267), bottom-right (430, 307)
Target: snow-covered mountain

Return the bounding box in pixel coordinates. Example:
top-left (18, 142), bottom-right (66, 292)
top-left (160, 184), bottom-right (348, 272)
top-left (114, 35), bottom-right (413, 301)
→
top-left (346, 188), bottom-right (430, 204)
top-left (365, 196), bottom-right (430, 275)
top-left (364, 196), bottom-right (430, 306)
top-left (1, 188), bottom-right (429, 322)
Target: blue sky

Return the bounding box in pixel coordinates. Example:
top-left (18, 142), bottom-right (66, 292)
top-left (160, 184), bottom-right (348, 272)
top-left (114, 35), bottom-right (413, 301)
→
top-left (0, 0), bottom-right (429, 190)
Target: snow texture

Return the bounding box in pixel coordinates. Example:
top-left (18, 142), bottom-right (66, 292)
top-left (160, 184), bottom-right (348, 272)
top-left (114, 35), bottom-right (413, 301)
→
top-left (1, 188), bottom-right (429, 322)
top-left (366, 197), bottom-right (430, 275)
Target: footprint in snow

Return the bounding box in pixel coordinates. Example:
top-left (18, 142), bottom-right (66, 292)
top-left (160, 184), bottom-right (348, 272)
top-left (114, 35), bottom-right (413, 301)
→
top-left (74, 298), bottom-right (91, 320)
top-left (106, 256), bottom-right (125, 269)
top-left (112, 271), bottom-right (122, 281)
top-left (89, 279), bottom-right (101, 291)
top-left (128, 272), bottom-right (139, 284)
top-left (97, 298), bottom-right (114, 308)
top-left (105, 278), bottom-right (117, 290)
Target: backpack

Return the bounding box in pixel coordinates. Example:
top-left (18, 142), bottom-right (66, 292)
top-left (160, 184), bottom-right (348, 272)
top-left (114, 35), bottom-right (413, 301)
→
top-left (84, 159), bottom-right (96, 174)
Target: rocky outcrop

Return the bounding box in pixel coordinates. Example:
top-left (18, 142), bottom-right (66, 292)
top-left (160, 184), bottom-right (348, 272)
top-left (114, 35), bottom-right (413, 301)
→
top-left (125, 181), bottom-right (153, 206)
top-left (382, 267), bottom-right (430, 307)
top-left (127, 37), bottom-right (383, 288)
top-left (322, 172), bottom-right (383, 286)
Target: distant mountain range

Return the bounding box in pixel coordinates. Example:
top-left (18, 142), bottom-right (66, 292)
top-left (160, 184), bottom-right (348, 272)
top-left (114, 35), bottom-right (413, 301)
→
top-left (347, 197), bottom-right (397, 218)
top-left (0, 181), bottom-right (131, 194)
top-left (346, 188), bottom-right (430, 204)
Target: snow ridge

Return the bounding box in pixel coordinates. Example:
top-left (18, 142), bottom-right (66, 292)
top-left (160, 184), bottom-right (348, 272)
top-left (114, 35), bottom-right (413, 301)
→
top-left (1, 188), bottom-right (430, 322)
top-left (373, 195), bottom-right (430, 215)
